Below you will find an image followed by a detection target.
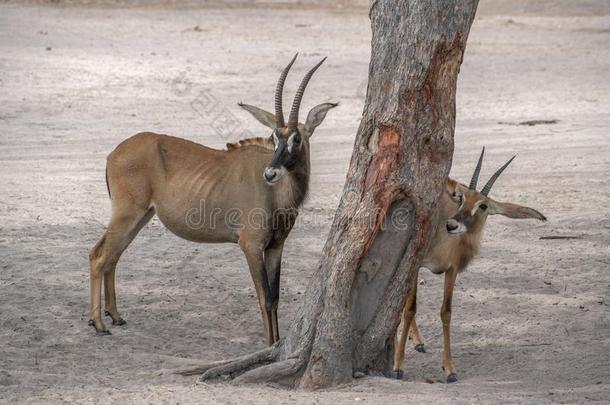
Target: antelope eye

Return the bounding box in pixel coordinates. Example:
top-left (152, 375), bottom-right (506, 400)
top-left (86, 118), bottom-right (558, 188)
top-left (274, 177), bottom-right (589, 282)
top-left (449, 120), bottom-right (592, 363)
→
top-left (479, 203), bottom-right (488, 211)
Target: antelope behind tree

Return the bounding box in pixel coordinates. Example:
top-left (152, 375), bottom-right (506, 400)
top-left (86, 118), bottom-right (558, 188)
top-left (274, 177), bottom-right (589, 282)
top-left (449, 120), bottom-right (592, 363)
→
top-left (393, 148), bottom-right (546, 383)
top-left (88, 54), bottom-right (337, 346)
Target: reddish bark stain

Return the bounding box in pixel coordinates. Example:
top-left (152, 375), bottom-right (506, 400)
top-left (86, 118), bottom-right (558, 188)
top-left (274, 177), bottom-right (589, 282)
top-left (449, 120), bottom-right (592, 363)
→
top-left (407, 32), bottom-right (464, 112)
top-left (364, 125), bottom-right (400, 192)
top-left (381, 82), bottom-right (391, 95)
top-left (361, 125), bottom-right (401, 254)
top-left (414, 213), bottom-right (430, 253)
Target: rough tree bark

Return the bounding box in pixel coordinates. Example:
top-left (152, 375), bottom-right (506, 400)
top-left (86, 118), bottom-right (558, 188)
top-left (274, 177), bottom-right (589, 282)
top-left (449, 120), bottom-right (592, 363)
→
top-left (180, 0), bottom-right (479, 389)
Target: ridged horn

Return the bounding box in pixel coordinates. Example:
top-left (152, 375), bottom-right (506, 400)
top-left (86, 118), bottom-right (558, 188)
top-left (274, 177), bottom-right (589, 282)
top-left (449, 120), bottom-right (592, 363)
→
top-left (275, 53), bottom-right (298, 129)
top-left (481, 155), bottom-right (516, 196)
top-left (288, 57), bottom-right (326, 130)
top-left (469, 147), bottom-right (485, 190)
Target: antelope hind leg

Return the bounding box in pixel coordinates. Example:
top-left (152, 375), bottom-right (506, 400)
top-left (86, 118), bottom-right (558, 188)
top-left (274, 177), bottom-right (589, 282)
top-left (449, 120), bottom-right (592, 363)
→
top-left (89, 235), bottom-right (110, 335)
top-left (103, 208), bottom-right (155, 326)
top-left (393, 274), bottom-right (418, 379)
top-left (89, 207), bottom-right (154, 335)
top-left (409, 317), bottom-right (426, 353)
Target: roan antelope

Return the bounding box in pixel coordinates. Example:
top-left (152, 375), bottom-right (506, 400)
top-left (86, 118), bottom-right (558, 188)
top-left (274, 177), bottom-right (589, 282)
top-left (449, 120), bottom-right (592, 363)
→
top-left (88, 54), bottom-right (337, 346)
top-left (393, 148), bottom-right (546, 383)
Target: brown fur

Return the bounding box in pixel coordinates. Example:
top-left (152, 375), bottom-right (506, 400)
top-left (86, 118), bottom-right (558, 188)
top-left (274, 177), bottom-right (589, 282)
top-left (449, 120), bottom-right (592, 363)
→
top-left (88, 131), bottom-right (311, 345)
top-left (394, 177), bottom-right (546, 382)
top-left (87, 56), bottom-right (336, 345)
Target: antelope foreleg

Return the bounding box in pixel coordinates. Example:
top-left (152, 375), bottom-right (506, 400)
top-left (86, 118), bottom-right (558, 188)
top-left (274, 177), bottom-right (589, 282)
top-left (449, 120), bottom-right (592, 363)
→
top-left (441, 267), bottom-right (459, 383)
top-left (265, 241), bottom-right (284, 343)
top-left (241, 239), bottom-right (274, 347)
top-left (393, 271), bottom-right (418, 379)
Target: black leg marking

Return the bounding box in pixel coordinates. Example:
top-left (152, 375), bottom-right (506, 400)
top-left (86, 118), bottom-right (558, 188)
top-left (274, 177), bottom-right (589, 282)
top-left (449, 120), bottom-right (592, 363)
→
top-left (415, 344), bottom-right (426, 353)
top-left (88, 319), bottom-right (111, 336)
top-left (105, 311), bottom-right (126, 326)
top-left (447, 373), bottom-right (458, 383)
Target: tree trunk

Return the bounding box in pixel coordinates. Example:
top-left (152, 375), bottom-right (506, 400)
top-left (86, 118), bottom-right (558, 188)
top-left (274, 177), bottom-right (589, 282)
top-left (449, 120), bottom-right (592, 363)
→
top-left (178, 0), bottom-right (479, 389)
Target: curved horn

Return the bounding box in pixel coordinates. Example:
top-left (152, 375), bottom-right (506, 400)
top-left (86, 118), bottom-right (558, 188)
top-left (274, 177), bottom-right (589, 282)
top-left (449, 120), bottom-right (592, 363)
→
top-left (469, 147), bottom-right (485, 190)
top-left (288, 57), bottom-right (326, 130)
top-left (275, 53), bottom-right (298, 128)
top-left (481, 155), bottom-right (516, 196)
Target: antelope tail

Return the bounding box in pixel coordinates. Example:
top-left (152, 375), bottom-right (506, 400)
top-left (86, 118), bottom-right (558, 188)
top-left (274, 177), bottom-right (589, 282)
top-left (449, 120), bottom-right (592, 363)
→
top-left (105, 166), bottom-right (111, 199)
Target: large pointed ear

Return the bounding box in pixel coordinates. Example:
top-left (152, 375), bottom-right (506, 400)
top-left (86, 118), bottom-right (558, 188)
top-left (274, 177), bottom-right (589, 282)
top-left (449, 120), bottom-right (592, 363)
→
top-left (488, 200), bottom-right (547, 221)
top-left (445, 178), bottom-right (458, 196)
top-left (304, 102), bottom-right (338, 136)
top-left (238, 102), bottom-right (277, 130)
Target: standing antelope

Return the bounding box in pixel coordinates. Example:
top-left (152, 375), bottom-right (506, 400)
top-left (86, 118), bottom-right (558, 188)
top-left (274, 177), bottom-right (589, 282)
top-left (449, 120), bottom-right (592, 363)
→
top-left (393, 148), bottom-right (546, 383)
top-left (88, 54), bottom-right (337, 346)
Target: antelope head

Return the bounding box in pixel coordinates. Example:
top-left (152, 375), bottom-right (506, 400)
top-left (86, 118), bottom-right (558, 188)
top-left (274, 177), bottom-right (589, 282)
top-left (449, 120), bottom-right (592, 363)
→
top-left (446, 148), bottom-right (546, 235)
top-left (239, 54), bottom-right (337, 185)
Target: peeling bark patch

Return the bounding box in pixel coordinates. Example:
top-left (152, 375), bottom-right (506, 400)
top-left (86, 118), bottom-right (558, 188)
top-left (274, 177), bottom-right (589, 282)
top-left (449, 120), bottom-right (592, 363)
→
top-left (350, 199), bottom-right (414, 334)
top-left (361, 125), bottom-right (402, 255)
top-left (364, 126), bottom-right (400, 190)
top-left (364, 125), bottom-right (400, 192)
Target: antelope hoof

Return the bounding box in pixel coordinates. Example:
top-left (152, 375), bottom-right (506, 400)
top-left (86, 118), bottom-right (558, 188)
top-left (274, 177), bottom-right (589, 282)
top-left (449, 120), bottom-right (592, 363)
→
top-left (105, 311), bottom-right (126, 326)
top-left (392, 369), bottom-right (404, 380)
top-left (414, 344), bottom-right (426, 353)
top-left (88, 319), bottom-right (111, 336)
top-left (446, 373), bottom-right (458, 383)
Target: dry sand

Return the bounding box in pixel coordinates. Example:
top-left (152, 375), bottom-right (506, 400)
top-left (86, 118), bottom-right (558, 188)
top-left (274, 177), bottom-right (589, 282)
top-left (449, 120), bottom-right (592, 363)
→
top-left (0, 1), bottom-right (609, 403)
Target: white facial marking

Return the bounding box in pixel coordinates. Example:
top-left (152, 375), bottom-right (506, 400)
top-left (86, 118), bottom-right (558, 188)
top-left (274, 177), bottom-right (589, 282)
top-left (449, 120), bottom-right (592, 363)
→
top-left (273, 132), bottom-right (279, 151)
top-left (471, 200), bottom-right (484, 216)
top-left (447, 219), bottom-right (466, 235)
top-left (451, 223), bottom-right (467, 234)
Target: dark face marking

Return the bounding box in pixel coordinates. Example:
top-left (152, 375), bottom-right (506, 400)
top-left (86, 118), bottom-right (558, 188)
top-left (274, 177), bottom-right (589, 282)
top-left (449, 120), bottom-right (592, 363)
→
top-left (263, 129), bottom-right (305, 185)
top-left (446, 188), bottom-right (490, 235)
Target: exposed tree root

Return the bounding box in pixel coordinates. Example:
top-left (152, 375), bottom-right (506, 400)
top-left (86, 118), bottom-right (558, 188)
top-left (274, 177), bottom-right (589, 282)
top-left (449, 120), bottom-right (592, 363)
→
top-left (199, 346), bottom-right (279, 382)
top-left (233, 357), bottom-right (304, 385)
top-left (175, 344), bottom-right (308, 387)
top-left (173, 359), bottom-right (235, 377)
top-left (174, 345), bottom-right (278, 378)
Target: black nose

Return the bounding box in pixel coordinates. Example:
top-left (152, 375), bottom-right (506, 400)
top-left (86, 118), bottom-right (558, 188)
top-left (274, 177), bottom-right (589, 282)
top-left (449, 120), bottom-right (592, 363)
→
top-left (264, 170), bottom-right (276, 182)
top-left (446, 222), bottom-right (458, 232)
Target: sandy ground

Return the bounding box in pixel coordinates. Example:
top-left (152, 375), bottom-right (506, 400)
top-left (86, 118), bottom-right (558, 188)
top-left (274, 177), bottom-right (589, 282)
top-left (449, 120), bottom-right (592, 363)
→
top-left (0, 1), bottom-right (609, 403)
